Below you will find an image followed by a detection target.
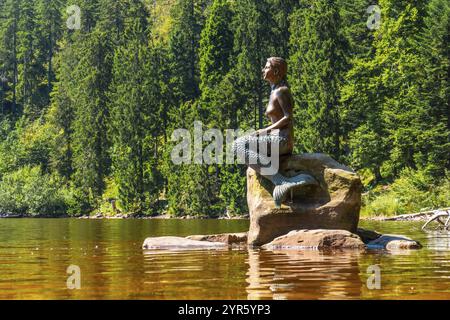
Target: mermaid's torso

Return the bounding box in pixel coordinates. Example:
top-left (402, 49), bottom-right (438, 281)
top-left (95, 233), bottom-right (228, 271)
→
top-left (265, 86), bottom-right (294, 154)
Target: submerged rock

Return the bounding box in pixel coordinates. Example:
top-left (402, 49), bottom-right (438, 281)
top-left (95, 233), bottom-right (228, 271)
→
top-left (247, 154), bottom-right (363, 246)
top-left (367, 235), bottom-right (422, 250)
top-left (186, 232), bottom-right (248, 245)
top-left (142, 236), bottom-right (227, 250)
top-left (262, 229), bottom-right (366, 250)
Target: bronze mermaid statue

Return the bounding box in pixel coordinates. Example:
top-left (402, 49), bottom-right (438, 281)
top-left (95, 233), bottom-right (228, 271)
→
top-left (233, 57), bottom-right (318, 208)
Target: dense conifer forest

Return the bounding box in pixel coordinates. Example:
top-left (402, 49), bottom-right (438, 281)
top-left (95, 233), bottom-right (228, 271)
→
top-left (0, 0), bottom-right (448, 217)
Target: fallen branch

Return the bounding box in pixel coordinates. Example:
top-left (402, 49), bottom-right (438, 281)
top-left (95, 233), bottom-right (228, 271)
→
top-left (373, 208), bottom-right (450, 221)
top-left (422, 209), bottom-right (450, 230)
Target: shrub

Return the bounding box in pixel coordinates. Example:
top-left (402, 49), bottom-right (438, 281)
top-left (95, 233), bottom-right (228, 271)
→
top-left (0, 166), bottom-right (66, 216)
top-left (361, 168), bottom-right (450, 216)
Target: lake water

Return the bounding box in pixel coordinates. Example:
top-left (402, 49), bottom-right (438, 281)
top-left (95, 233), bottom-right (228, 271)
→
top-left (0, 218), bottom-right (449, 300)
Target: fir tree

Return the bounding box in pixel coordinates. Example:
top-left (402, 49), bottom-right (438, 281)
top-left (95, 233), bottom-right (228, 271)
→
top-left (108, 1), bottom-right (162, 214)
top-left (70, 30), bottom-right (112, 210)
top-left (289, 0), bottom-right (348, 159)
top-left (0, 0), bottom-right (20, 114)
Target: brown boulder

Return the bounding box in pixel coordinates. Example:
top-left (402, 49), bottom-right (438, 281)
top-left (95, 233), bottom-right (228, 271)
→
top-left (367, 235), bottom-right (422, 250)
top-left (248, 153), bottom-right (362, 246)
top-left (262, 229), bottom-right (365, 250)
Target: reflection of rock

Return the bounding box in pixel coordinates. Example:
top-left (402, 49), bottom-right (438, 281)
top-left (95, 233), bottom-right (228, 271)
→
top-left (186, 232), bottom-right (248, 245)
top-left (367, 235), bottom-right (422, 250)
top-left (248, 154), bottom-right (362, 245)
top-left (356, 228), bottom-right (382, 244)
top-left (262, 229), bottom-right (365, 250)
top-left (142, 236), bottom-right (227, 250)
top-left (246, 248), bottom-right (363, 300)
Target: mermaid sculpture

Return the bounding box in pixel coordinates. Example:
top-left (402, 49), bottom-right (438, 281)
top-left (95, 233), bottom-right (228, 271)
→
top-left (233, 57), bottom-right (318, 208)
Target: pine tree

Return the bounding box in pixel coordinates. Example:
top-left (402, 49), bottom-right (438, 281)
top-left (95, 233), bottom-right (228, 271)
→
top-left (231, 0), bottom-right (277, 130)
top-left (289, 0), bottom-right (348, 159)
top-left (197, 0), bottom-right (249, 215)
top-left (199, 0), bottom-right (233, 100)
top-left (267, 0), bottom-right (299, 59)
top-left (35, 0), bottom-right (63, 105)
top-left (374, 0), bottom-right (428, 176)
top-left (70, 30), bottom-right (112, 210)
top-left (416, 0), bottom-right (450, 175)
top-left (167, 0), bottom-right (206, 104)
top-left (16, 0), bottom-right (45, 116)
top-left (108, 1), bottom-right (162, 214)
top-left (0, 0), bottom-right (20, 114)
top-left (341, 0), bottom-right (449, 181)
top-left (198, 0), bottom-right (234, 127)
top-left (47, 39), bottom-right (77, 179)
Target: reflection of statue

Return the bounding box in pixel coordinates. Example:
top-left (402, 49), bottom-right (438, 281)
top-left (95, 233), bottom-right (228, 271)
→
top-left (233, 57), bottom-right (318, 208)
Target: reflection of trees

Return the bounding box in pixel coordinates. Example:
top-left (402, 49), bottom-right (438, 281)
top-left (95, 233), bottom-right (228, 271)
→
top-left (246, 248), bottom-right (364, 300)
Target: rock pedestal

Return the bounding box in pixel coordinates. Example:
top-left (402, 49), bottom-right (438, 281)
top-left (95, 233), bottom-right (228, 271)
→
top-left (141, 154), bottom-right (422, 252)
top-left (247, 153), bottom-right (363, 246)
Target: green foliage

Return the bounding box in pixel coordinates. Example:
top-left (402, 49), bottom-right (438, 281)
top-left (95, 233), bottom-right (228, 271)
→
top-left (289, 0), bottom-right (348, 158)
top-left (70, 30), bottom-right (112, 210)
top-left (219, 165), bottom-right (247, 216)
top-left (98, 176), bottom-right (122, 216)
top-left (107, 1), bottom-right (163, 215)
top-left (362, 168), bottom-right (450, 216)
top-left (199, 0), bottom-right (233, 96)
top-left (348, 124), bottom-right (388, 182)
top-left (0, 165), bottom-right (66, 216)
top-left (0, 0), bottom-right (448, 218)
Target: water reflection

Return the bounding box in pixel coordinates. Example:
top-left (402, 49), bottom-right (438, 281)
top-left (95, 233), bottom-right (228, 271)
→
top-left (424, 231), bottom-right (450, 251)
top-left (1, 219), bottom-right (450, 299)
top-left (246, 249), bottom-right (364, 300)
top-left (142, 248), bottom-right (248, 300)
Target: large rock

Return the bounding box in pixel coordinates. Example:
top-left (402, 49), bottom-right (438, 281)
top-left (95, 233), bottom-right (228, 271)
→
top-left (262, 229), bottom-right (366, 250)
top-left (366, 235), bottom-right (422, 250)
top-left (186, 232), bottom-right (248, 245)
top-left (248, 153), bottom-right (362, 246)
top-left (142, 236), bottom-right (227, 250)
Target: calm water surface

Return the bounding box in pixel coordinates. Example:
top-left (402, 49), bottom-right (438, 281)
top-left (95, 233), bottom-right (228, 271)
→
top-left (0, 218), bottom-right (449, 300)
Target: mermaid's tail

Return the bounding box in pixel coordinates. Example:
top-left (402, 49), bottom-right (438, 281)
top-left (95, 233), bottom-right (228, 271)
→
top-left (272, 174), bottom-right (318, 208)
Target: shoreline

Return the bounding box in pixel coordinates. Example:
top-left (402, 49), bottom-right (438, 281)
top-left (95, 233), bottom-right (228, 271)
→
top-left (2, 208), bottom-right (448, 222)
top-left (0, 213), bottom-right (250, 220)
top-left (361, 208), bottom-right (450, 222)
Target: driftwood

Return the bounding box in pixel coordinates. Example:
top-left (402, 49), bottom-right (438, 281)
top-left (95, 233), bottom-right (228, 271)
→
top-left (422, 209), bottom-right (450, 231)
top-left (375, 208), bottom-right (450, 222)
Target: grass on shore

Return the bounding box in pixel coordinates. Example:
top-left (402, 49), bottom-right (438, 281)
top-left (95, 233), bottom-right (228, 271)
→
top-left (360, 168), bottom-right (450, 217)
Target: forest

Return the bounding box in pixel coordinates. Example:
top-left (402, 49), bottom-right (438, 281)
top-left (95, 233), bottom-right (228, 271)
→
top-left (0, 0), bottom-right (448, 217)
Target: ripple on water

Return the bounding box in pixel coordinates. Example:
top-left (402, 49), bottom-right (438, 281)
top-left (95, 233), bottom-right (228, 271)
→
top-left (0, 219), bottom-right (449, 299)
